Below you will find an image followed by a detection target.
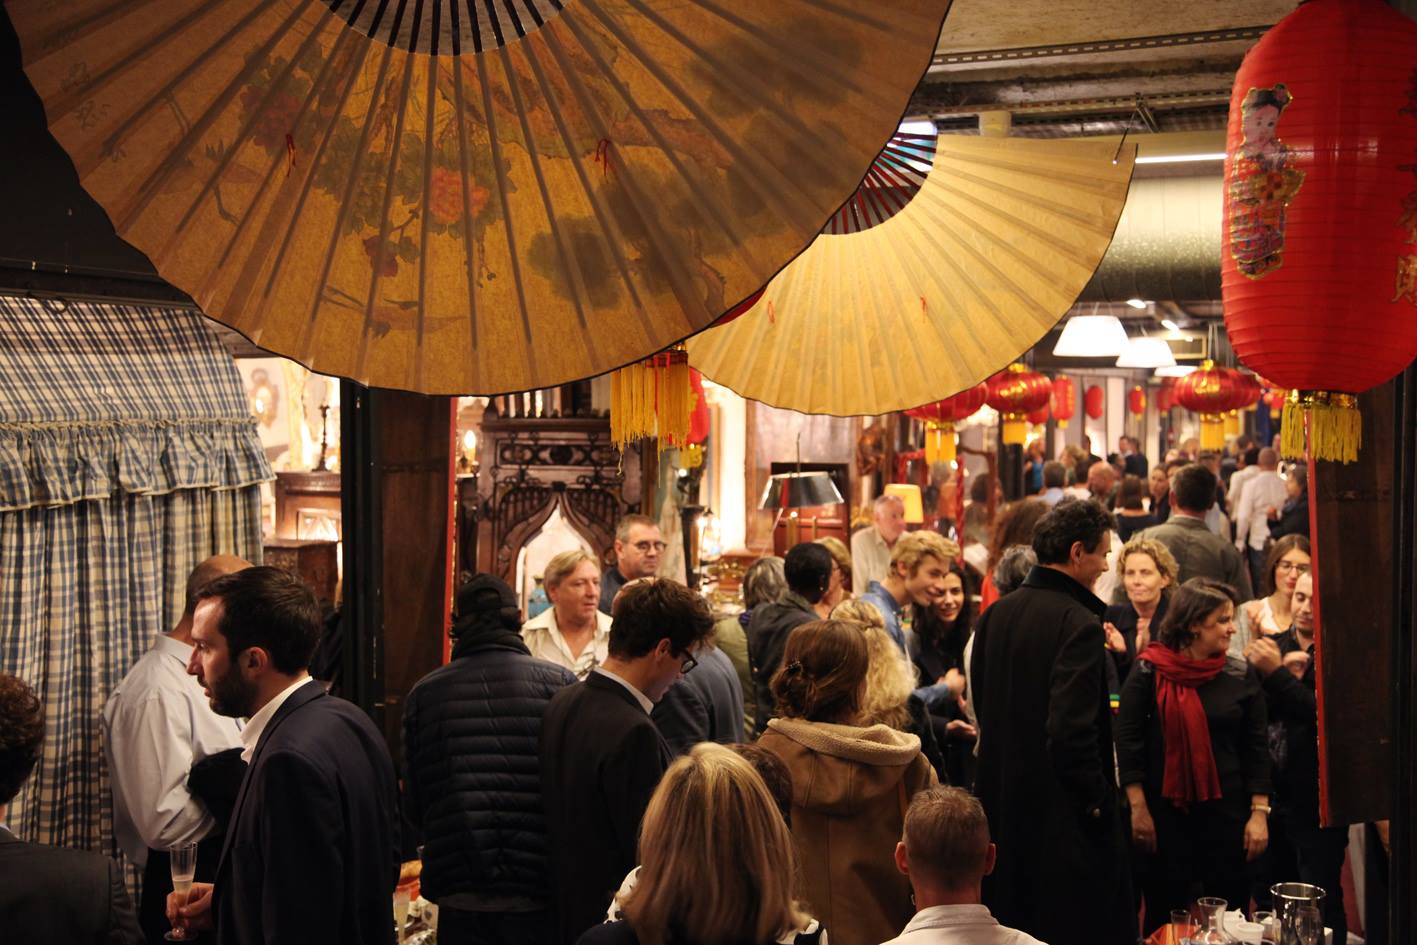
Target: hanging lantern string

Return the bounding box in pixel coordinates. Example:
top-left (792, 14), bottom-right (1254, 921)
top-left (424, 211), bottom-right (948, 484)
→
top-left (1111, 96), bottom-right (1144, 165)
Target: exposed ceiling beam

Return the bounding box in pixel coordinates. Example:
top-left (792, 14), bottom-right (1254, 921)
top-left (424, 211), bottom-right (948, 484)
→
top-left (930, 26), bottom-right (1271, 68)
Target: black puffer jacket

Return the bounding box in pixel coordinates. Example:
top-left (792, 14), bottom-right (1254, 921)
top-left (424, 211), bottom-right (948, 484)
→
top-left (401, 629), bottom-right (575, 908)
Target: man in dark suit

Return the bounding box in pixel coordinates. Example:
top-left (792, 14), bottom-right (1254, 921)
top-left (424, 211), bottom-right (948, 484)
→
top-left (652, 641), bottom-right (744, 755)
top-left (0, 672), bottom-right (143, 944)
top-left (970, 500), bottom-right (1134, 945)
top-left (540, 579), bottom-right (715, 945)
top-left (168, 566), bottom-right (399, 945)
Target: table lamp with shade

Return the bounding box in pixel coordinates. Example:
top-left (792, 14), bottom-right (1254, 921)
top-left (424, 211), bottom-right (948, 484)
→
top-left (759, 471), bottom-right (845, 548)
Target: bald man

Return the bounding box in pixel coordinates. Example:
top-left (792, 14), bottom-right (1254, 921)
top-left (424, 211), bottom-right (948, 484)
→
top-left (102, 555), bottom-right (251, 941)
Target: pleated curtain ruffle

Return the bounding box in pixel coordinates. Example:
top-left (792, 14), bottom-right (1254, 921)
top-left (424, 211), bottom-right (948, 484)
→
top-left (0, 296), bottom-right (273, 510)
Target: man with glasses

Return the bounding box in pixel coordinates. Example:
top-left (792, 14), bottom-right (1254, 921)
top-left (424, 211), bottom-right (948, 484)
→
top-left (600, 514), bottom-right (666, 615)
top-left (540, 579), bottom-right (714, 945)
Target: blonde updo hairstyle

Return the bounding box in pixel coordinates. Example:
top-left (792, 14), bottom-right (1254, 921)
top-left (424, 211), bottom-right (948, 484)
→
top-left (829, 599), bottom-right (916, 730)
top-left (769, 619), bottom-right (869, 725)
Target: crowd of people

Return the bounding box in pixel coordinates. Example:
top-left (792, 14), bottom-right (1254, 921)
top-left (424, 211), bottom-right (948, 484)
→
top-left (0, 435), bottom-right (1343, 945)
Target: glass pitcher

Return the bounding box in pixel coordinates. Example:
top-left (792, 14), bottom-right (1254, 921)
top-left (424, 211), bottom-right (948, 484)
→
top-left (1270, 883), bottom-right (1326, 945)
top-left (1186, 897), bottom-right (1236, 944)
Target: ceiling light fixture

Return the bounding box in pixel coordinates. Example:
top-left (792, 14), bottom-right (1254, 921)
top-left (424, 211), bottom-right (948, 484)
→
top-left (1125, 298), bottom-right (1148, 309)
top-left (1134, 152), bottom-right (1228, 164)
top-left (1052, 315), bottom-right (1129, 357)
top-left (1116, 337), bottom-right (1177, 369)
top-left (1161, 318), bottom-right (1180, 332)
top-left (897, 119), bottom-right (938, 136)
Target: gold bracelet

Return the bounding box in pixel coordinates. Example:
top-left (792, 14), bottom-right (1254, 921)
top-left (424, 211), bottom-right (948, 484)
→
top-left (1251, 804), bottom-right (1272, 815)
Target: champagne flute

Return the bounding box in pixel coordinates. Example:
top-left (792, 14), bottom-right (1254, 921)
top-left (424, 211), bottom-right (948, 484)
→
top-left (165, 841), bottom-right (200, 941)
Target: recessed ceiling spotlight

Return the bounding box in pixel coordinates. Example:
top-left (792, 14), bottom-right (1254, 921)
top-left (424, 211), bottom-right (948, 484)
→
top-left (1161, 318), bottom-right (1180, 332)
top-left (1125, 298), bottom-right (1148, 310)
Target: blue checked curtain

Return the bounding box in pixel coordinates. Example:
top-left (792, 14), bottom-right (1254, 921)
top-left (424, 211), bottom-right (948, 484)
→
top-left (0, 296), bottom-right (272, 854)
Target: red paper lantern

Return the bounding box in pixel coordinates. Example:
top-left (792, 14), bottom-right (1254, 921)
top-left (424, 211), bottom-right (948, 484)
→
top-left (1051, 376), bottom-right (1076, 428)
top-left (1172, 361), bottom-right (1248, 450)
top-left (1027, 404), bottom-right (1051, 425)
top-left (1084, 384), bottom-right (1105, 420)
top-left (1127, 386), bottom-right (1147, 416)
top-left (1222, 0), bottom-right (1417, 463)
top-left (906, 383), bottom-right (989, 466)
top-left (1156, 380), bottom-right (1175, 414)
top-left (986, 364), bottom-right (1052, 446)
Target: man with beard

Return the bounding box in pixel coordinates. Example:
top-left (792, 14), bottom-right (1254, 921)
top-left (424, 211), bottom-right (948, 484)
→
top-left (103, 555), bottom-right (248, 943)
top-left (969, 499), bottom-right (1133, 945)
top-left (167, 567), bottom-right (399, 945)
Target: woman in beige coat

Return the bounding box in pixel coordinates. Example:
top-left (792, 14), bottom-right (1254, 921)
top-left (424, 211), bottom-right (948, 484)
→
top-left (759, 620), bottom-right (936, 945)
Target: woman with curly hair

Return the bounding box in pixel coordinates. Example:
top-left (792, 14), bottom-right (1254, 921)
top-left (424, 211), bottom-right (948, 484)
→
top-left (980, 499), bottom-right (1050, 611)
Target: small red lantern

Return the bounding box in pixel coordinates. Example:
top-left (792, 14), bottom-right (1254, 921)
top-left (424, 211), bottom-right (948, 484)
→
top-left (1172, 360), bottom-right (1247, 450)
top-left (1084, 385), bottom-right (1105, 420)
top-left (1222, 0), bottom-right (1417, 463)
top-left (1156, 380), bottom-right (1175, 414)
top-left (1051, 376), bottom-right (1076, 428)
top-left (1263, 387), bottom-right (1288, 420)
top-left (1127, 386), bottom-right (1147, 416)
top-left (986, 364), bottom-right (1052, 446)
top-left (906, 383), bottom-right (989, 466)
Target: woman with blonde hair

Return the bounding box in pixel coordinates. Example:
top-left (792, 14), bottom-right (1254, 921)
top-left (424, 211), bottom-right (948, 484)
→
top-left (579, 743), bottom-right (823, 945)
top-left (1103, 536), bottom-right (1179, 683)
top-left (759, 620), bottom-right (936, 945)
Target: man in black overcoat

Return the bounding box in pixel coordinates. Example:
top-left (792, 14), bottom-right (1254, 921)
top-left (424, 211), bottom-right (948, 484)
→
top-left (169, 567), bottom-right (400, 945)
top-left (970, 499), bottom-right (1134, 945)
top-left (540, 579), bottom-right (715, 945)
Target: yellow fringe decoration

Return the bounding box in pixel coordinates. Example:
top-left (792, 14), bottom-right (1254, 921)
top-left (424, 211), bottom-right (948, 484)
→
top-left (1198, 414), bottom-right (1225, 451)
top-left (609, 349), bottom-right (693, 452)
top-left (1001, 416), bottom-right (1027, 446)
top-left (1281, 392), bottom-right (1361, 464)
top-left (1224, 410), bottom-right (1241, 438)
top-left (924, 422), bottom-right (956, 466)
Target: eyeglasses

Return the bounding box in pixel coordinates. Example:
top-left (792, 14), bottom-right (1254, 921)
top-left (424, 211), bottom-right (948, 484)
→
top-left (632, 540), bottom-right (668, 553)
top-left (678, 652), bottom-right (698, 674)
top-left (1276, 561), bottom-right (1310, 574)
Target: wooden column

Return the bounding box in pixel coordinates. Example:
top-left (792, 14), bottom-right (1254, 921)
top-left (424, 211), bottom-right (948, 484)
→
top-left (340, 382), bottom-right (454, 757)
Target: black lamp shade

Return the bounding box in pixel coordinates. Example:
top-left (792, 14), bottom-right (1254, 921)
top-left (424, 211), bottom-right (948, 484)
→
top-left (759, 472), bottom-right (844, 510)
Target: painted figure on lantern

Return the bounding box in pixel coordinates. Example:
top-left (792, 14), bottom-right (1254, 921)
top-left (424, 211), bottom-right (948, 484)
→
top-left (1229, 84), bottom-right (1305, 278)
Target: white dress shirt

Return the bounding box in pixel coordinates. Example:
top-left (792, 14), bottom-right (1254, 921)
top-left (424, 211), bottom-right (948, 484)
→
top-left (101, 633), bottom-right (243, 866)
top-left (239, 675), bottom-right (313, 763)
top-left (592, 666), bottom-right (654, 714)
top-left (1235, 470), bottom-right (1288, 551)
top-left (521, 607), bottom-right (612, 679)
top-left (880, 904), bottom-right (1046, 945)
top-left (1228, 465), bottom-right (1261, 516)
top-left (852, 526), bottom-right (892, 592)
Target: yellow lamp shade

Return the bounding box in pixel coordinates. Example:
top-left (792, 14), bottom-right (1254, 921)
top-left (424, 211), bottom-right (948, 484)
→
top-left (884, 483), bottom-right (925, 525)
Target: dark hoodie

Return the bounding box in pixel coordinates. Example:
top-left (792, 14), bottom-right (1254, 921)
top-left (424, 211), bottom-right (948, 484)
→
top-left (401, 576), bottom-right (576, 909)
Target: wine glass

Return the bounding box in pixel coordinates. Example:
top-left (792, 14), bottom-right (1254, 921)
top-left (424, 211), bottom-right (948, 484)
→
top-left (165, 841), bottom-right (199, 941)
top-left (1295, 905), bottom-right (1323, 945)
top-left (1251, 910), bottom-right (1276, 945)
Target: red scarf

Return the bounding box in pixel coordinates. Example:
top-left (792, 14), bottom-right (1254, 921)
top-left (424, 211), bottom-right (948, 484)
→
top-left (1138, 642), bottom-right (1226, 805)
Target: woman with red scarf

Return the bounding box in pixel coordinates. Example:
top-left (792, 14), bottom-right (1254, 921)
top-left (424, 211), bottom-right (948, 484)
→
top-left (1116, 578), bottom-right (1271, 935)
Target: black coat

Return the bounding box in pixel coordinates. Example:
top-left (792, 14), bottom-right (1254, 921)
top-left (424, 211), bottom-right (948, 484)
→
top-left (402, 634), bottom-right (576, 907)
top-left (745, 592), bottom-right (817, 734)
top-left (969, 566), bottom-right (1134, 945)
top-left (216, 680), bottom-right (400, 945)
top-left (0, 828), bottom-right (142, 944)
top-left (540, 672), bottom-right (672, 945)
top-left (651, 645), bottom-right (743, 756)
top-left (1269, 496), bottom-right (1310, 541)
top-left (1264, 629), bottom-right (1320, 817)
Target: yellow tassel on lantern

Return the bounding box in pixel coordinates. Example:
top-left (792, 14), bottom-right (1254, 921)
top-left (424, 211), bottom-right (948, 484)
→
top-left (1282, 390), bottom-right (1361, 463)
top-left (610, 346), bottom-right (693, 452)
top-left (1224, 409), bottom-right (1241, 438)
top-left (1197, 413), bottom-right (1225, 451)
top-left (1001, 415), bottom-right (1027, 446)
top-left (924, 421), bottom-right (957, 466)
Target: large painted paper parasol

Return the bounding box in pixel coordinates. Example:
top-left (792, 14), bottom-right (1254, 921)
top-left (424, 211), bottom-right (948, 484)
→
top-left (10, 0), bottom-right (951, 394)
top-left (686, 135), bottom-right (1136, 416)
